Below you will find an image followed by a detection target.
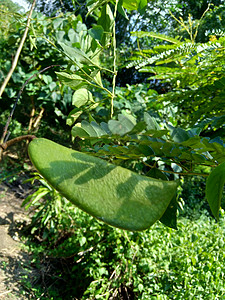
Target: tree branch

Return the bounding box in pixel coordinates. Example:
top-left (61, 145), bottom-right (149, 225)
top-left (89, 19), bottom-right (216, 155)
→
top-left (0, 135), bottom-right (36, 161)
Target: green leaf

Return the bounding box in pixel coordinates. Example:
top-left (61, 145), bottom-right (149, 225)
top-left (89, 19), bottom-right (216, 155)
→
top-left (146, 168), bottom-right (177, 229)
top-left (22, 189), bottom-right (49, 210)
top-left (138, 144), bottom-right (154, 156)
top-left (71, 123), bottom-right (90, 138)
top-left (53, 17), bottom-right (64, 29)
top-left (79, 120), bottom-right (98, 136)
top-left (108, 114), bottom-right (136, 135)
top-left (138, 0), bottom-right (147, 14)
top-left (97, 4), bottom-right (114, 47)
top-left (56, 71), bottom-right (88, 89)
top-left (144, 112), bottom-right (161, 130)
top-left (127, 121), bottom-right (146, 134)
top-left (88, 25), bottom-right (104, 41)
top-left (160, 195), bottom-right (177, 229)
top-left (117, 0), bottom-right (129, 19)
top-left (206, 161), bottom-right (225, 220)
top-left (58, 41), bottom-right (100, 68)
top-left (146, 168), bottom-right (168, 181)
top-left (86, 0), bottom-right (110, 18)
top-left (90, 121), bottom-right (107, 136)
top-left (89, 114), bottom-right (96, 123)
top-left (122, 0), bottom-right (138, 10)
top-left (28, 138), bottom-right (178, 231)
top-left (29, 35), bottom-right (37, 50)
top-left (100, 122), bottom-right (111, 134)
top-left (66, 108), bottom-right (83, 126)
top-left (71, 120), bottom-right (107, 138)
top-left (72, 88), bottom-right (94, 108)
top-left (168, 125), bottom-right (190, 143)
top-left (94, 71), bottom-right (103, 87)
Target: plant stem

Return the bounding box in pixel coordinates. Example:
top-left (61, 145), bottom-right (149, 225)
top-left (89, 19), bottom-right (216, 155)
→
top-left (0, 0), bottom-right (36, 99)
top-left (28, 96), bottom-right (36, 132)
top-left (193, 4), bottom-right (211, 41)
top-left (0, 135), bottom-right (36, 150)
top-left (143, 161), bottom-right (209, 177)
top-left (111, 0), bottom-right (119, 118)
top-left (33, 107), bottom-right (45, 129)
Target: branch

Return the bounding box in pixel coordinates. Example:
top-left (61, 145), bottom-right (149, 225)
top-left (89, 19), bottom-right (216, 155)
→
top-left (0, 0), bottom-right (36, 98)
top-left (0, 135), bottom-right (36, 161)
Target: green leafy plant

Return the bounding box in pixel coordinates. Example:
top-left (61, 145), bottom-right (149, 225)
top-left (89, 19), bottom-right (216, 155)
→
top-left (2, 0), bottom-right (225, 233)
top-left (22, 172), bottom-right (71, 240)
top-left (22, 208), bottom-right (225, 299)
top-left (129, 13), bottom-right (225, 128)
top-left (69, 111), bottom-right (225, 220)
top-left (2, 1), bottom-right (225, 298)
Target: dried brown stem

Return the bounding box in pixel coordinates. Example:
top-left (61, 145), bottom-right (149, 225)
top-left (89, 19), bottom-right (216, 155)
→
top-left (0, 135), bottom-right (36, 161)
top-left (28, 96), bottom-right (36, 132)
top-left (33, 107), bottom-right (45, 129)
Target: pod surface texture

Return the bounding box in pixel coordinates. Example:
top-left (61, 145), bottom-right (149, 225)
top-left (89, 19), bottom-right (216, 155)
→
top-left (28, 138), bottom-right (177, 231)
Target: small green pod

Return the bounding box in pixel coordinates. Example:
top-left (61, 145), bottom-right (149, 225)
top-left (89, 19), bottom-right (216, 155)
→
top-left (28, 138), bottom-right (177, 231)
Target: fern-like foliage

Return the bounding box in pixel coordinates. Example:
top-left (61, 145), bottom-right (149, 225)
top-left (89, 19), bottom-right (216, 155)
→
top-left (128, 32), bottom-right (225, 127)
top-left (71, 113), bottom-right (225, 170)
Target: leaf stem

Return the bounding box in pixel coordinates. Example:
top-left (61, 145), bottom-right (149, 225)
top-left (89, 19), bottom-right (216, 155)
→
top-left (143, 161), bottom-right (209, 177)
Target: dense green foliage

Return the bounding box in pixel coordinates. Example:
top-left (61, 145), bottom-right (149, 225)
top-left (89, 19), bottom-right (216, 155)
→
top-left (2, 0), bottom-right (225, 298)
top-left (21, 180), bottom-right (225, 299)
top-left (0, 1), bottom-right (23, 43)
top-left (0, 10), bottom-right (92, 136)
top-left (129, 32), bottom-right (225, 127)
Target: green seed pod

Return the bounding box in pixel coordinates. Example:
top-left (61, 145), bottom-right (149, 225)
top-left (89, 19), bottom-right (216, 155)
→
top-left (28, 138), bottom-right (177, 231)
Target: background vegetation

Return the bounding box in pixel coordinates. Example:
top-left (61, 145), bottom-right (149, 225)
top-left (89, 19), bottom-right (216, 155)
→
top-left (1, 0), bottom-right (225, 298)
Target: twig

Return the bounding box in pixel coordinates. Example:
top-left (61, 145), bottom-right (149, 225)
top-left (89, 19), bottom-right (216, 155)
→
top-left (137, 38), bottom-right (147, 58)
top-left (0, 0), bottom-right (36, 98)
top-left (33, 107), bottom-right (45, 129)
top-left (193, 4), bottom-right (211, 41)
top-left (0, 290), bottom-right (13, 296)
top-left (0, 135), bottom-right (36, 162)
top-left (124, 286), bottom-right (130, 300)
top-left (28, 96), bottom-right (36, 132)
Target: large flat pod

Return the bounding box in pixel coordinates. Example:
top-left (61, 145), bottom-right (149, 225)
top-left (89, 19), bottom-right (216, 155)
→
top-left (28, 138), bottom-right (177, 231)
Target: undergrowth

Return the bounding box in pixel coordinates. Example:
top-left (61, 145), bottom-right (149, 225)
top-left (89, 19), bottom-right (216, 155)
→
top-left (2, 166), bottom-right (224, 299)
top-left (21, 189), bottom-right (225, 299)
